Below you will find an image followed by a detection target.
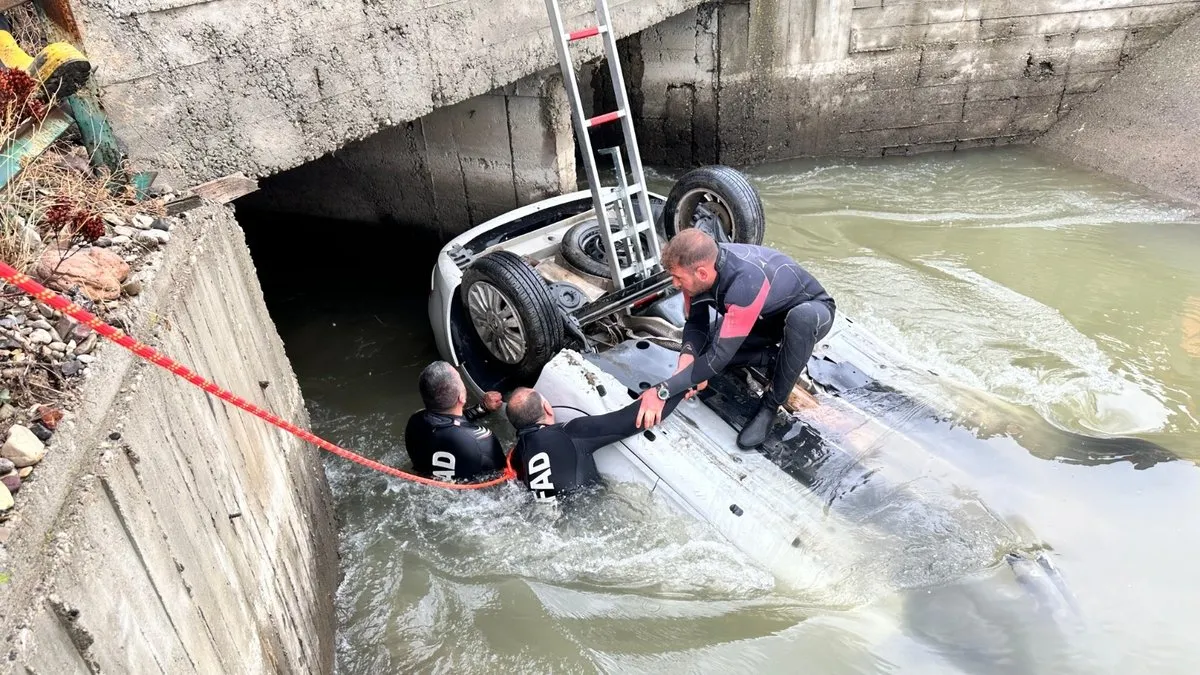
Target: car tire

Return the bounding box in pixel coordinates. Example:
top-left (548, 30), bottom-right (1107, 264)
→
top-left (460, 251), bottom-right (564, 382)
top-left (560, 219), bottom-right (651, 279)
top-left (660, 166), bottom-right (765, 245)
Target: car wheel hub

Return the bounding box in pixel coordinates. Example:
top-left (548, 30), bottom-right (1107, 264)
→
top-left (677, 188), bottom-right (735, 240)
top-left (466, 281), bottom-right (526, 364)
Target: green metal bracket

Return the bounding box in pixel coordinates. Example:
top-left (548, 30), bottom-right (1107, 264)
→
top-left (0, 106), bottom-right (72, 190)
top-left (63, 92), bottom-right (123, 175)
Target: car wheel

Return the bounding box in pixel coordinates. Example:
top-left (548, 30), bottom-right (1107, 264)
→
top-left (560, 219), bottom-right (651, 279)
top-left (460, 251), bottom-right (564, 382)
top-left (661, 166), bottom-right (765, 245)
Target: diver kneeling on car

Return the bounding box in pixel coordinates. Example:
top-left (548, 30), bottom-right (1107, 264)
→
top-left (636, 228), bottom-right (836, 449)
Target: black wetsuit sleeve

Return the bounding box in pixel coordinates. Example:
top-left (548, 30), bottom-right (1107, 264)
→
top-left (561, 393), bottom-right (687, 455)
top-left (462, 404), bottom-right (489, 422)
top-left (680, 292), bottom-right (709, 357)
top-left (662, 267), bottom-right (770, 394)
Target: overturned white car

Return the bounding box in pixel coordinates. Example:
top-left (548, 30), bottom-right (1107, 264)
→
top-left (425, 165), bottom-right (1086, 620)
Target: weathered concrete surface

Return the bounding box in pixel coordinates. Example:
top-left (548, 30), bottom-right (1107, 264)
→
top-left (0, 205), bottom-right (339, 673)
top-left (632, 0), bottom-right (1200, 165)
top-left (73, 0), bottom-right (705, 186)
top-left (1037, 13), bottom-right (1200, 205)
top-left (241, 70), bottom-right (576, 235)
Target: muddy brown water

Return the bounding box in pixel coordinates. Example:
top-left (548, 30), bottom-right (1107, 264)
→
top-left (242, 147), bottom-right (1200, 674)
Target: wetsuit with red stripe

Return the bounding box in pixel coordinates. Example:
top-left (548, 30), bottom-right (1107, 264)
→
top-left (660, 243), bottom-right (836, 408)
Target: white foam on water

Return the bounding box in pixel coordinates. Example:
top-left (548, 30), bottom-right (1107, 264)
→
top-left (818, 254), bottom-right (1171, 435)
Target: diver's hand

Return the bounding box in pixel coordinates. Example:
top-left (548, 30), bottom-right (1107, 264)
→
top-left (685, 380), bottom-right (708, 400)
top-left (636, 388), bottom-right (666, 429)
top-left (482, 391), bottom-right (503, 412)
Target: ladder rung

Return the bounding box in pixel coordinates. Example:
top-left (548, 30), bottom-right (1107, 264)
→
top-left (601, 183), bottom-right (642, 204)
top-left (566, 26), bottom-right (603, 41)
top-left (586, 110), bottom-right (624, 128)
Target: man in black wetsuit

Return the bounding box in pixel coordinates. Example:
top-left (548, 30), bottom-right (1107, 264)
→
top-left (505, 386), bottom-right (688, 505)
top-left (403, 361), bottom-right (506, 481)
top-left (636, 228), bottom-right (836, 449)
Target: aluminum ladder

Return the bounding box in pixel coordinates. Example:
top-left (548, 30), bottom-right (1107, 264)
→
top-left (543, 0), bottom-right (663, 290)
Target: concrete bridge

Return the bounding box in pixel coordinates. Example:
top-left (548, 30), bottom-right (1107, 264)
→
top-left (73, 0), bottom-right (1199, 233)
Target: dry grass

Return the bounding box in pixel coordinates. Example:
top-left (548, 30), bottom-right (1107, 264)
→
top-left (7, 4), bottom-right (52, 55)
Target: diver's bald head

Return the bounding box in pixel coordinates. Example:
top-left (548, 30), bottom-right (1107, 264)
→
top-left (506, 387), bottom-right (549, 428)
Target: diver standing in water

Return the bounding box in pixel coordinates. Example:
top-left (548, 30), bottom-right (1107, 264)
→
top-left (637, 228), bottom-right (836, 449)
top-left (505, 386), bottom-right (688, 505)
top-left (403, 361), bottom-right (506, 481)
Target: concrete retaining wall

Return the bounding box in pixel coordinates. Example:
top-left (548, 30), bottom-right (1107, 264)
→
top-left (240, 70), bottom-right (576, 235)
top-left (632, 0), bottom-right (1200, 165)
top-left (1036, 12), bottom-right (1200, 206)
top-left (73, 0), bottom-right (706, 186)
top-left (0, 205), bottom-right (339, 673)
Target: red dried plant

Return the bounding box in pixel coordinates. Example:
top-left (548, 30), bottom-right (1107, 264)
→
top-left (0, 67), bottom-right (47, 127)
top-left (42, 197), bottom-right (106, 243)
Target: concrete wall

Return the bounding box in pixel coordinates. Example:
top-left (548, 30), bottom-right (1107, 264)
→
top-left (1036, 13), bottom-right (1200, 206)
top-left (240, 70), bottom-right (576, 236)
top-left (631, 0), bottom-right (1200, 165)
top-left (0, 205), bottom-right (340, 672)
top-left (73, 0), bottom-right (706, 186)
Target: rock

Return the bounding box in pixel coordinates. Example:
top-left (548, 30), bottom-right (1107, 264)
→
top-left (131, 214), bottom-right (154, 230)
top-left (113, 226), bottom-right (135, 237)
top-left (29, 422), bottom-right (52, 442)
top-left (111, 235), bottom-right (131, 246)
top-left (66, 340), bottom-right (76, 354)
top-left (18, 225), bottom-right (41, 249)
top-left (31, 319), bottom-right (52, 331)
top-left (36, 304), bottom-right (54, 319)
top-left (55, 316), bottom-right (90, 344)
top-left (2, 473), bottom-right (19, 494)
top-left (2, 425), bottom-right (46, 467)
top-left (102, 213), bottom-right (124, 228)
top-left (60, 360), bottom-right (82, 377)
top-left (78, 333), bottom-right (97, 355)
top-left (18, 466), bottom-right (31, 478)
top-left (0, 404), bottom-right (14, 421)
top-left (34, 248), bottom-right (130, 301)
top-left (0, 317), bottom-right (19, 330)
top-left (0, 458), bottom-right (14, 475)
top-left (48, 342), bottom-right (66, 352)
top-left (28, 329), bottom-right (52, 345)
top-left (0, 526), bottom-right (11, 543)
top-left (134, 230), bottom-right (169, 248)
top-left (122, 280), bottom-right (142, 296)
top-left (94, 236), bottom-right (114, 248)
top-left (0, 483), bottom-right (12, 511)
top-left (151, 218), bottom-right (171, 231)
top-left (54, 316), bottom-right (74, 340)
top-left (76, 354), bottom-right (95, 364)
top-left (37, 405), bottom-right (63, 430)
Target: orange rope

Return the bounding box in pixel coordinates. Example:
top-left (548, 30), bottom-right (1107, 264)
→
top-left (0, 260), bottom-right (515, 490)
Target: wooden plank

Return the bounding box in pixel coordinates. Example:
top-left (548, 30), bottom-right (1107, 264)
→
top-left (0, 106), bottom-right (72, 189)
top-left (164, 194), bottom-right (203, 215)
top-left (189, 172), bottom-right (259, 203)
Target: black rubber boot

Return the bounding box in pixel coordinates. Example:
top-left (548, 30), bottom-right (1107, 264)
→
top-left (737, 401), bottom-right (777, 449)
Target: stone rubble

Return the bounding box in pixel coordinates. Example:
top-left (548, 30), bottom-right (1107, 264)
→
top-left (0, 207), bottom-right (184, 520)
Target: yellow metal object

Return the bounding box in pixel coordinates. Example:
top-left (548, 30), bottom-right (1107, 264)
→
top-left (29, 41), bottom-right (90, 99)
top-left (0, 30), bottom-right (33, 71)
top-left (0, 31), bottom-right (91, 100)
